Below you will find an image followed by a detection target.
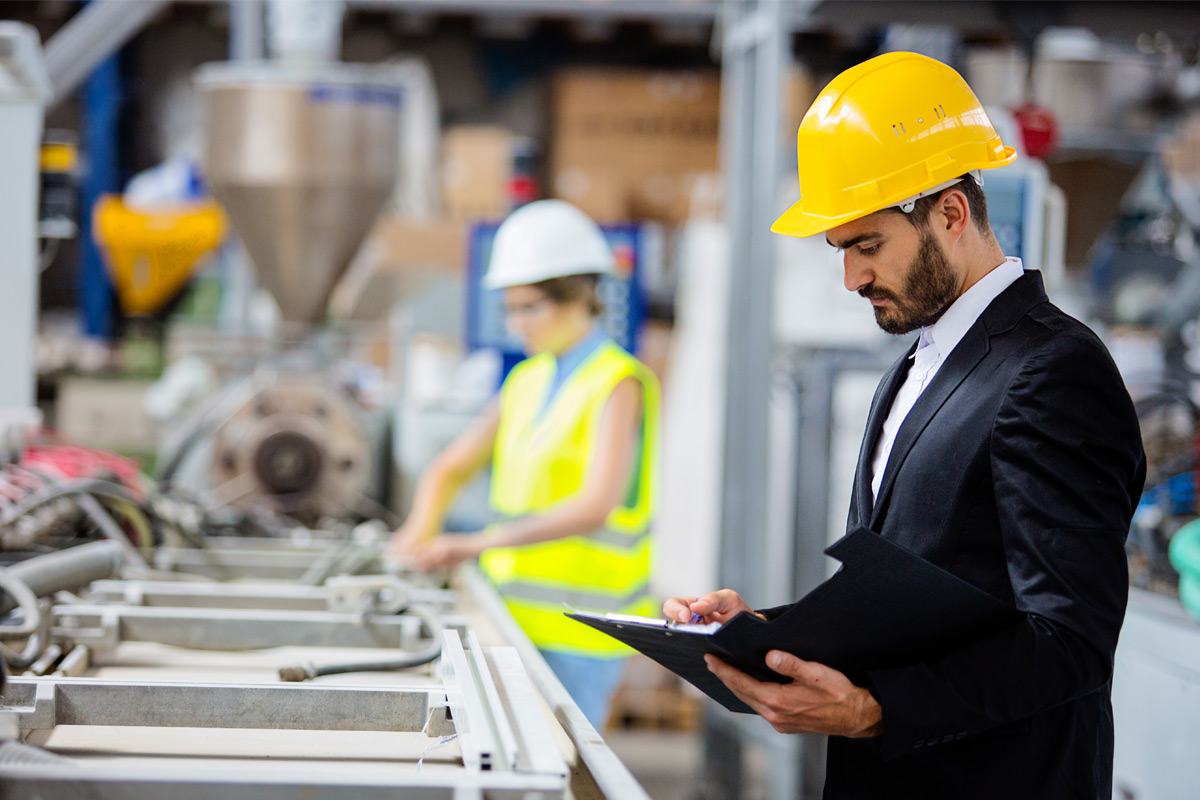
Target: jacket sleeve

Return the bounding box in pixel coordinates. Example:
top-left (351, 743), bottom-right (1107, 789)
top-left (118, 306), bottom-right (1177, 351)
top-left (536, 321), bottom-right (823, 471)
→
top-left (864, 332), bottom-right (1146, 759)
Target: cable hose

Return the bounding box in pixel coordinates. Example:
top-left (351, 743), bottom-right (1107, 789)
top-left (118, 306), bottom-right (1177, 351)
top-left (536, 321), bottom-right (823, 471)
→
top-left (75, 493), bottom-right (150, 571)
top-left (0, 570), bottom-right (42, 638)
top-left (0, 570), bottom-right (47, 669)
top-left (278, 605), bottom-right (444, 682)
top-left (0, 478), bottom-right (136, 522)
top-left (0, 540), bottom-right (124, 615)
top-left (156, 417), bottom-right (219, 487)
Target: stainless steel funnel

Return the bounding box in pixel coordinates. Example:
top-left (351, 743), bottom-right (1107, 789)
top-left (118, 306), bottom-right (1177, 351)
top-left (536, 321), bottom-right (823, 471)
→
top-left (198, 63), bottom-right (401, 326)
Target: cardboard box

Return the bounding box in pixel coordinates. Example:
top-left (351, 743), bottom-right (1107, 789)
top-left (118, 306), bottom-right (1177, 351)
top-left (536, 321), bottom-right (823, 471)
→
top-left (371, 216), bottom-right (470, 273)
top-left (56, 377), bottom-right (158, 457)
top-left (550, 68), bottom-right (722, 225)
top-left (549, 65), bottom-right (814, 225)
top-left (330, 215), bottom-right (470, 321)
top-left (441, 125), bottom-right (513, 221)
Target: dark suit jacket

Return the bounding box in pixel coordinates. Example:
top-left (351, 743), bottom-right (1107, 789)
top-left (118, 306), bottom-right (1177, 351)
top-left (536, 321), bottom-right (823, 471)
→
top-left (774, 271), bottom-right (1146, 799)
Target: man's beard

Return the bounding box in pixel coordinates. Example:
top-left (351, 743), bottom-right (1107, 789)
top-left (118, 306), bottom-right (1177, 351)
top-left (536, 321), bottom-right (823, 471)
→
top-left (859, 233), bottom-right (959, 335)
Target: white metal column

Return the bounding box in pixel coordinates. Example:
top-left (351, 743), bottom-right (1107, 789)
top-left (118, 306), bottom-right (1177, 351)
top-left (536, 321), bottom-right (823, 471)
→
top-left (0, 24), bottom-right (50, 409)
top-left (707, 2), bottom-right (802, 799)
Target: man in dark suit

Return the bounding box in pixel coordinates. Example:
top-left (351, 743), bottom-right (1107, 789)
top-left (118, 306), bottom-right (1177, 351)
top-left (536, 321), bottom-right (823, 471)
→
top-left (664, 53), bottom-right (1145, 798)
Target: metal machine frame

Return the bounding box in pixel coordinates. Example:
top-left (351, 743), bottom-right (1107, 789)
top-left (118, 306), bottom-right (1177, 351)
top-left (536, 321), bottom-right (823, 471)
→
top-left (2, 632), bottom-right (569, 799)
top-left (0, 536), bottom-right (651, 799)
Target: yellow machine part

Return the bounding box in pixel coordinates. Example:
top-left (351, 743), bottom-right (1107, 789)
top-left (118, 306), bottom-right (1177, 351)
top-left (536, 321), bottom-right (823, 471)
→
top-left (93, 196), bottom-right (227, 317)
top-left (40, 141), bottom-right (78, 173)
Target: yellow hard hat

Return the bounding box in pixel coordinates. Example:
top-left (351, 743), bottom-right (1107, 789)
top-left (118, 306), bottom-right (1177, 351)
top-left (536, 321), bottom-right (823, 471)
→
top-left (772, 51), bottom-right (1017, 239)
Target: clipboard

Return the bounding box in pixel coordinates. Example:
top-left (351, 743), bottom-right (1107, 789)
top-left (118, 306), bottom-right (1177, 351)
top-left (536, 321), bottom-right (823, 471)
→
top-left (567, 527), bottom-right (1020, 713)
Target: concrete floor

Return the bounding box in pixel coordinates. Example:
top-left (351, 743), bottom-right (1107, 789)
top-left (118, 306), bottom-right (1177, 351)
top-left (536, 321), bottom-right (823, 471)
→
top-left (606, 728), bottom-right (773, 800)
top-left (606, 730), bottom-right (703, 800)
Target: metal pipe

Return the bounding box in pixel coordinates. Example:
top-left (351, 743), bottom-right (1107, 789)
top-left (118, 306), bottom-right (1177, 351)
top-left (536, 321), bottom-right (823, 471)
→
top-left (0, 541), bottom-right (124, 614)
top-left (229, 0), bottom-right (265, 61)
top-left (44, 0), bottom-right (171, 107)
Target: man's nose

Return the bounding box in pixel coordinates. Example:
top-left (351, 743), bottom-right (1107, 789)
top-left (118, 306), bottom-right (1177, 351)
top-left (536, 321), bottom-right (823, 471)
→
top-left (843, 257), bottom-right (874, 294)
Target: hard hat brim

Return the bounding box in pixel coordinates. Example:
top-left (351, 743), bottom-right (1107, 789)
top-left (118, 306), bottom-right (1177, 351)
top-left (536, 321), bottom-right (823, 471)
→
top-left (771, 146), bottom-right (1018, 239)
top-left (483, 263), bottom-right (616, 291)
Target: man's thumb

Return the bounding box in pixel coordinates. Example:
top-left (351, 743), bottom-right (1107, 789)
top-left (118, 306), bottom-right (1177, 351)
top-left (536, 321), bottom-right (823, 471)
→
top-left (766, 650), bottom-right (803, 677)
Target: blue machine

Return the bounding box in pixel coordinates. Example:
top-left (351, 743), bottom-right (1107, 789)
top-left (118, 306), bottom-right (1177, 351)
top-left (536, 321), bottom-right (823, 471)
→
top-left (981, 164), bottom-right (1051, 264)
top-left (465, 221), bottom-right (650, 381)
top-left (979, 159), bottom-right (1065, 287)
top-left (982, 170), bottom-right (1033, 261)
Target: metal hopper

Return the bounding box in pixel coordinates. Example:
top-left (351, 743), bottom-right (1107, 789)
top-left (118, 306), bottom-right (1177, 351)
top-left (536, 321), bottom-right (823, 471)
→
top-left (198, 62), bottom-right (401, 326)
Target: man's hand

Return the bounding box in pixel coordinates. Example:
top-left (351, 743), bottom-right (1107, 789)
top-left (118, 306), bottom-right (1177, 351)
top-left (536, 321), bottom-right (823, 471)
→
top-left (706, 650), bottom-right (883, 738)
top-left (662, 589), bottom-right (765, 624)
top-left (410, 533), bottom-right (487, 573)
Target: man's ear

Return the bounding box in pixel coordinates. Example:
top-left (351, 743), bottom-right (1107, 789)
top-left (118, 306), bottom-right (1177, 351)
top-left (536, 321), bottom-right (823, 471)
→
top-left (936, 188), bottom-right (971, 242)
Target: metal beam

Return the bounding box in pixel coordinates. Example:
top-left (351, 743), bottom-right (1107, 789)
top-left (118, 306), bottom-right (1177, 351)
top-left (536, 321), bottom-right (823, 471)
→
top-left (3, 676), bottom-right (437, 732)
top-left (712, 2), bottom-right (812, 799)
top-left (460, 567), bottom-right (650, 800)
top-left (0, 763), bottom-right (565, 800)
top-left (345, 0), bottom-right (722, 22)
top-left (441, 629), bottom-right (505, 773)
top-left (228, 0), bottom-right (264, 61)
top-left (716, 0), bottom-right (787, 624)
top-left (85, 579), bottom-right (455, 611)
top-left (44, 0), bottom-right (171, 107)
top-left (152, 547), bottom-right (387, 580)
top-left (51, 603), bottom-right (462, 651)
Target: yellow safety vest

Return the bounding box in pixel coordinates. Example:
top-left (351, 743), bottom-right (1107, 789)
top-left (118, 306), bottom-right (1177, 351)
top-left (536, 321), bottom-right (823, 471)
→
top-left (480, 340), bottom-right (659, 657)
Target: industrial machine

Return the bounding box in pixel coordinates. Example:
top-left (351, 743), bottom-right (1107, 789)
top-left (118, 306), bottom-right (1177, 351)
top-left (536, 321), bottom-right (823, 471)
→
top-left (0, 487), bottom-right (648, 798)
top-left (153, 56), bottom-right (404, 523)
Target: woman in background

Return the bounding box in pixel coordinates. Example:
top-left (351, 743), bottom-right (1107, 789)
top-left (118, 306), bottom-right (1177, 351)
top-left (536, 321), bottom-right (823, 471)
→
top-left (391, 200), bottom-right (659, 729)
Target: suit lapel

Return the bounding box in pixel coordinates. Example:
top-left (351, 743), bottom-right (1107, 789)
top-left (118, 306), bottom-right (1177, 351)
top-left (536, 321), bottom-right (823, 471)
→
top-left (870, 322), bottom-right (990, 526)
top-left (853, 345), bottom-right (915, 526)
top-left (852, 269), bottom-right (1048, 530)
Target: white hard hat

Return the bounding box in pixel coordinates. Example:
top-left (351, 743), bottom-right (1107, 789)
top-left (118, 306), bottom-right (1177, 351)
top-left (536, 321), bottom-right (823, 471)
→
top-left (483, 199), bottom-right (615, 290)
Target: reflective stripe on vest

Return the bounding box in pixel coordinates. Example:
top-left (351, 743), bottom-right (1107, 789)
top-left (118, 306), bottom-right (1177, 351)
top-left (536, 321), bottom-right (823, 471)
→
top-left (491, 579), bottom-right (652, 612)
top-left (484, 512), bottom-right (652, 552)
top-left (480, 341), bottom-right (659, 656)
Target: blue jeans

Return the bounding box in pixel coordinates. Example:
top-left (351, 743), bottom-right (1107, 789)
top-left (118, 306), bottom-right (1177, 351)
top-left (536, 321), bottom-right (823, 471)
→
top-left (540, 650), bottom-right (627, 730)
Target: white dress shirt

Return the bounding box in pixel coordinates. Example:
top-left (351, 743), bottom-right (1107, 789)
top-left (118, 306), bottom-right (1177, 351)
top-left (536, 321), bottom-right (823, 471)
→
top-left (870, 257), bottom-right (1025, 501)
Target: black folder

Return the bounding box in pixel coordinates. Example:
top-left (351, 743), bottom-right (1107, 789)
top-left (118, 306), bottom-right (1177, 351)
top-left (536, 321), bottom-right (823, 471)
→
top-left (567, 527), bottom-right (1020, 713)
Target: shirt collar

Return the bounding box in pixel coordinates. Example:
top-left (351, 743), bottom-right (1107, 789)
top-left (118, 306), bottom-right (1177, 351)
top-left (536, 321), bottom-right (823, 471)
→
top-left (913, 257), bottom-right (1024, 360)
top-left (554, 325), bottom-right (609, 377)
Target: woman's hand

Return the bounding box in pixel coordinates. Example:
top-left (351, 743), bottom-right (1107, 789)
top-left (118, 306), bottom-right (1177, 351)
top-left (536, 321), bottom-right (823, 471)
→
top-left (387, 521), bottom-right (437, 562)
top-left (411, 532), bottom-right (488, 573)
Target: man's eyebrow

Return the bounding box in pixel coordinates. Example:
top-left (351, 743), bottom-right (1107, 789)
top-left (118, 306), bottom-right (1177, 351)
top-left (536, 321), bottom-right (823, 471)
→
top-left (825, 232), bottom-right (882, 250)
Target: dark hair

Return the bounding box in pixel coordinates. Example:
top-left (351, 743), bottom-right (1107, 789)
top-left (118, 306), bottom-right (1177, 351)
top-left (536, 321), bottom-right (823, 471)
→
top-left (886, 173), bottom-right (991, 235)
top-left (532, 274), bottom-right (604, 317)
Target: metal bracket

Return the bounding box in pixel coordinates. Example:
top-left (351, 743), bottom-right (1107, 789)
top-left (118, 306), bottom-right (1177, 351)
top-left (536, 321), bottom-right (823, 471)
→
top-left (486, 647), bottom-right (568, 778)
top-left (441, 629), bottom-right (503, 772)
top-left (325, 574), bottom-right (410, 615)
top-left (721, 6), bottom-right (774, 53)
